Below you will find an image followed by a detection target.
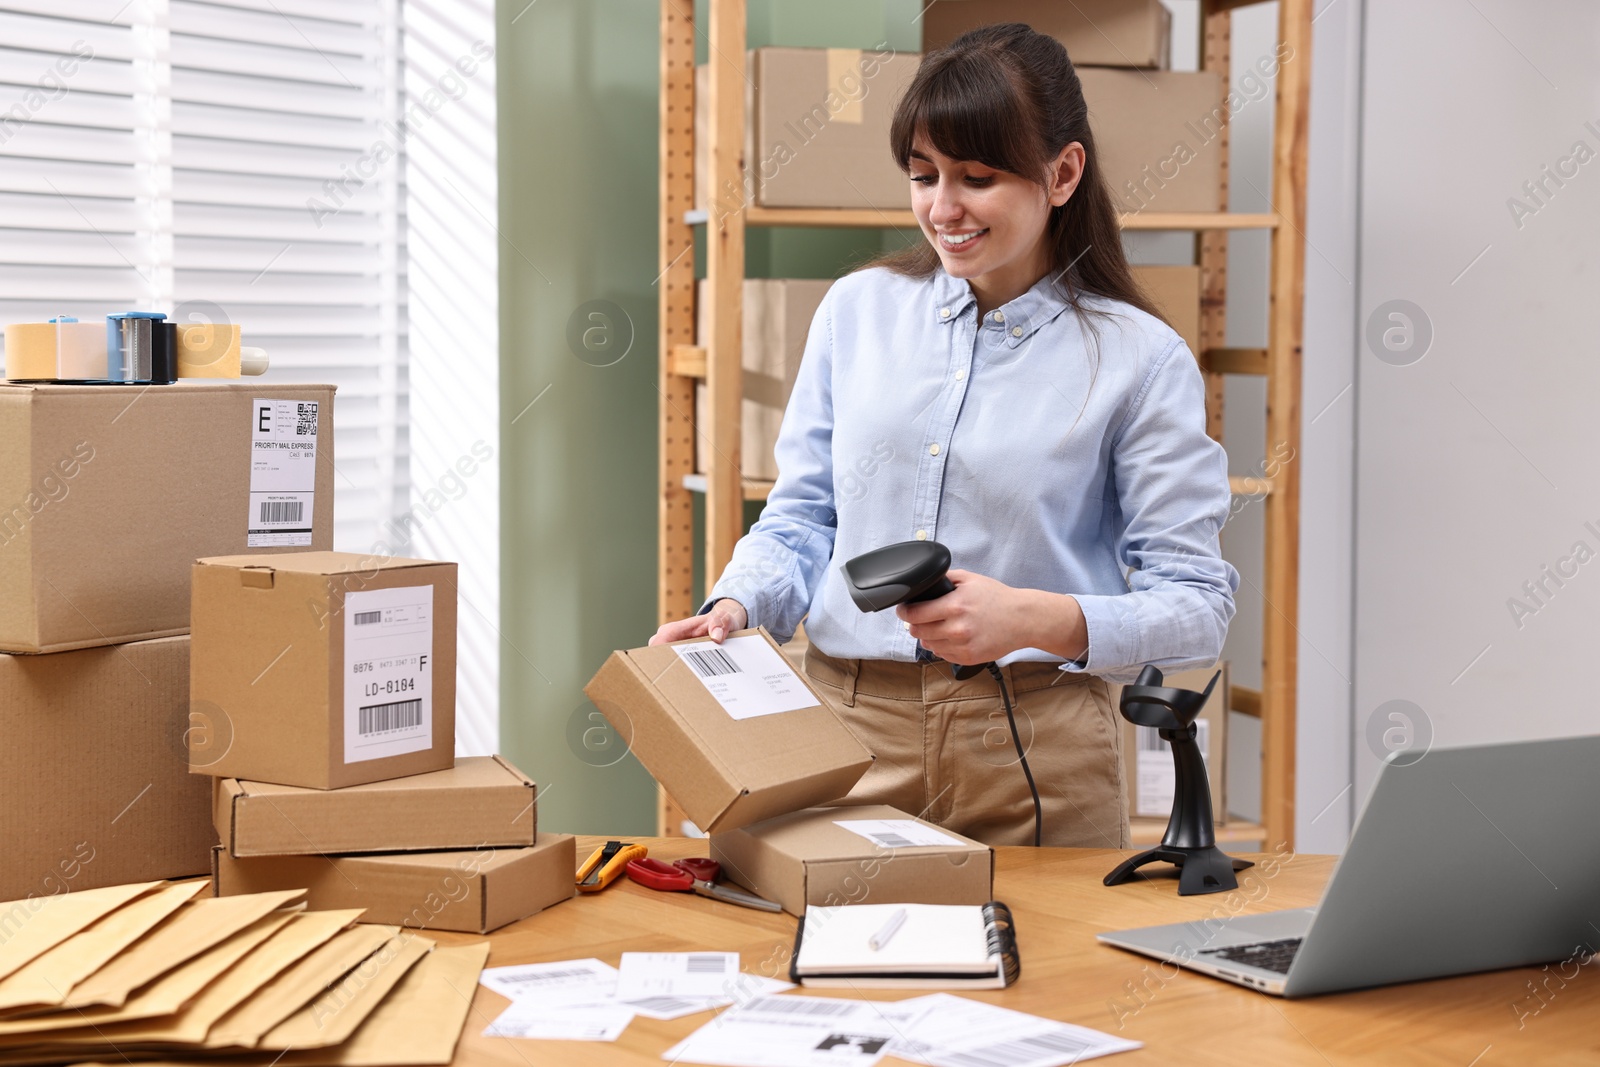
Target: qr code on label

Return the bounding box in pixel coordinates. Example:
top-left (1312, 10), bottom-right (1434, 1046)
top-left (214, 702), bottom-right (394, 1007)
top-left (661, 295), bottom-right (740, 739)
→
top-left (296, 402), bottom-right (318, 436)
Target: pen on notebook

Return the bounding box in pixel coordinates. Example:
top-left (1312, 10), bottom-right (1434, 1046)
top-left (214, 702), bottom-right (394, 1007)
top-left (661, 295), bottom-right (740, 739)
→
top-left (869, 907), bottom-right (908, 951)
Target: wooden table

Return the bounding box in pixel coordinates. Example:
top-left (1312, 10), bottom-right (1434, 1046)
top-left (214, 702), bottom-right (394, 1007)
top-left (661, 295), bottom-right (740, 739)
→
top-left (428, 836), bottom-right (1599, 1065)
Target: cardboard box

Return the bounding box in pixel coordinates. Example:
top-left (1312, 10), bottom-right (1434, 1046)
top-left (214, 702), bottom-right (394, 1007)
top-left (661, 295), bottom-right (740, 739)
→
top-left (0, 635), bottom-right (216, 901)
top-left (694, 278), bottom-right (833, 482)
top-left (711, 804), bottom-right (993, 917)
top-left (214, 756), bottom-right (535, 858)
top-left (1081, 68), bottom-right (1225, 215)
top-left (583, 627), bottom-right (873, 834)
top-left (922, 0), bottom-right (1172, 70)
top-left (211, 834), bottom-right (576, 934)
top-left (696, 49), bottom-right (921, 214)
top-left (0, 383), bottom-right (335, 654)
top-left (1115, 664), bottom-right (1229, 820)
top-left (1133, 265), bottom-right (1202, 356)
top-left (190, 551), bottom-right (458, 790)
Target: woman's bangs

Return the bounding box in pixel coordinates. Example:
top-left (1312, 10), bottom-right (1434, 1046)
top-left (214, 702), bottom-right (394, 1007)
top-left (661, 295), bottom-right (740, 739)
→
top-left (892, 60), bottom-right (1037, 176)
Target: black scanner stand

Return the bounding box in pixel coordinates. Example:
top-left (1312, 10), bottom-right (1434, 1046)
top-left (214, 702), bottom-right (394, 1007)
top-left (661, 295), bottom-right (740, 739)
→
top-left (1103, 666), bottom-right (1253, 896)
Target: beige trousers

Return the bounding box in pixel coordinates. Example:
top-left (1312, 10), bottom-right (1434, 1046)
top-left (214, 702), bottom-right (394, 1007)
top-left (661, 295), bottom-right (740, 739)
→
top-left (803, 643), bottom-right (1130, 849)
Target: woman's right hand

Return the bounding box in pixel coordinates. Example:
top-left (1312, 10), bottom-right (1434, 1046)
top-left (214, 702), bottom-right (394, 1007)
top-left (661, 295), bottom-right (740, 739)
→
top-left (649, 598), bottom-right (749, 645)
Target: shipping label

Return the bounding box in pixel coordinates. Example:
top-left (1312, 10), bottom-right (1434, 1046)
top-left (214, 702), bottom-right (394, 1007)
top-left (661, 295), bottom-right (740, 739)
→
top-left (248, 397), bottom-right (318, 547)
top-left (344, 584), bottom-right (434, 764)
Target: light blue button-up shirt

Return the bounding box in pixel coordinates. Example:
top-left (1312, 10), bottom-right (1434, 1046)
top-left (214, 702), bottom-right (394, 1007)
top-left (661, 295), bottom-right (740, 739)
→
top-left (700, 263), bottom-right (1238, 683)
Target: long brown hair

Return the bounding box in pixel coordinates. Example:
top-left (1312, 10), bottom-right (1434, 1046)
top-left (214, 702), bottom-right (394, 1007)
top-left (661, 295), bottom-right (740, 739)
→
top-left (871, 23), bottom-right (1162, 325)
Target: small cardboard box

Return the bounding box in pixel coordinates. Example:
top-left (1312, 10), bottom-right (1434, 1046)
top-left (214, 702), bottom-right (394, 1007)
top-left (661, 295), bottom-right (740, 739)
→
top-left (583, 627), bottom-right (873, 834)
top-left (214, 756), bottom-right (536, 858)
top-left (1116, 664), bottom-right (1229, 820)
top-left (0, 635), bottom-right (216, 901)
top-left (1133, 265), bottom-right (1202, 356)
top-left (711, 804), bottom-right (993, 917)
top-left (694, 278), bottom-right (833, 482)
top-left (695, 49), bottom-right (922, 215)
top-left (0, 383), bottom-right (335, 653)
top-left (211, 834), bottom-right (576, 934)
top-left (1080, 68), bottom-right (1226, 215)
top-left (922, 0), bottom-right (1172, 70)
top-left (190, 551), bottom-right (458, 790)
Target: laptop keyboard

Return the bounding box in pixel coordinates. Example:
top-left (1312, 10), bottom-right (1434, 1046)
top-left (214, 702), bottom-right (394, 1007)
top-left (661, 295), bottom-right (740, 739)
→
top-left (1202, 937), bottom-right (1302, 974)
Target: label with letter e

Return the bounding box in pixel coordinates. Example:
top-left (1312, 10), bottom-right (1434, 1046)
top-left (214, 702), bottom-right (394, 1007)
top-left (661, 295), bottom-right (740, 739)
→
top-left (248, 397), bottom-right (318, 547)
top-left (344, 585), bottom-right (434, 763)
top-left (672, 634), bottom-right (816, 720)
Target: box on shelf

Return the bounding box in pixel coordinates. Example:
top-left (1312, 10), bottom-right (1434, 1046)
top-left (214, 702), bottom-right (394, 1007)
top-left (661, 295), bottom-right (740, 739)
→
top-left (1115, 663), bottom-right (1229, 821)
top-left (922, 0), bottom-right (1171, 69)
top-left (583, 626), bottom-right (873, 834)
top-left (0, 383), bottom-right (335, 654)
top-left (0, 635), bottom-right (216, 901)
top-left (1080, 68), bottom-right (1225, 216)
top-left (190, 551), bottom-right (458, 790)
top-left (695, 48), bottom-right (921, 215)
top-left (711, 804), bottom-right (993, 917)
top-left (694, 278), bottom-right (832, 482)
top-left (1133, 265), bottom-right (1202, 356)
top-left (212, 834), bottom-right (576, 934)
top-left (214, 756), bottom-right (536, 858)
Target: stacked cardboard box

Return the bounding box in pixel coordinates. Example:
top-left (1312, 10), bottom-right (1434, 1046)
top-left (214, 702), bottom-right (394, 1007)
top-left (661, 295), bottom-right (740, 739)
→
top-left (192, 550), bottom-right (575, 934)
top-left (693, 278), bottom-right (833, 482)
top-left (585, 627), bottom-right (995, 915)
top-left (0, 383), bottom-right (335, 901)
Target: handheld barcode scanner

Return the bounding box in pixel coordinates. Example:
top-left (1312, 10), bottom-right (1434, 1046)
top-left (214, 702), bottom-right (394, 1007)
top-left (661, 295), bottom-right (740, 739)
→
top-left (1103, 666), bottom-right (1252, 895)
top-left (841, 541), bottom-right (986, 680)
top-left (841, 540), bottom-right (1043, 845)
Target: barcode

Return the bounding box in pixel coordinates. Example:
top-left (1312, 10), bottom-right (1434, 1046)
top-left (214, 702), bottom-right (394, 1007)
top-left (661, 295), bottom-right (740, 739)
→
top-left (258, 500), bottom-right (303, 524)
top-left (745, 996), bottom-right (855, 1017)
top-left (1137, 721), bottom-right (1210, 754)
top-left (683, 648), bottom-right (741, 678)
top-left (626, 996), bottom-right (699, 1011)
top-left (296, 402), bottom-right (318, 436)
top-left (943, 1031), bottom-right (1097, 1067)
top-left (359, 699), bottom-right (422, 735)
top-left (869, 832), bottom-right (914, 848)
top-left (685, 954), bottom-right (729, 974)
top-left (496, 967), bottom-right (602, 987)
top-left (354, 610), bottom-right (383, 626)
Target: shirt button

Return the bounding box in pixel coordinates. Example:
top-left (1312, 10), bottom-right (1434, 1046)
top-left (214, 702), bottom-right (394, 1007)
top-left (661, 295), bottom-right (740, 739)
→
top-left (955, 369), bottom-right (965, 381)
top-left (1011, 326), bottom-right (1024, 338)
top-left (928, 443), bottom-right (940, 456)
top-left (939, 307), bottom-right (951, 319)
top-left (993, 310), bottom-right (1005, 323)
top-left (915, 529), bottom-right (928, 540)
top-left (902, 620), bottom-right (911, 630)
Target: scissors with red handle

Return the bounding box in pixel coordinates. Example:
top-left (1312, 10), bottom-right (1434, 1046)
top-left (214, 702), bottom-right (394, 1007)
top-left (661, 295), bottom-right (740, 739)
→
top-left (625, 857), bottom-right (782, 912)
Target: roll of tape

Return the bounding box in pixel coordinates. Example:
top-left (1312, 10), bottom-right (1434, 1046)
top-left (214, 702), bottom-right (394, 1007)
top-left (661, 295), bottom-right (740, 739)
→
top-left (176, 323), bottom-right (243, 378)
top-left (3, 321), bottom-right (108, 381)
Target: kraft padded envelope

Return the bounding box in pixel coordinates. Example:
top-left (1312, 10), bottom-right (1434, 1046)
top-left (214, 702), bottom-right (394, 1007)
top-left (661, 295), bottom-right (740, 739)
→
top-left (0, 881), bottom-right (204, 1013)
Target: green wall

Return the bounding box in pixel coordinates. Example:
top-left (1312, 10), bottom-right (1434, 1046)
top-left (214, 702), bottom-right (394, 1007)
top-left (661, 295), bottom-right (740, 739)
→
top-left (497, 0), bottom-right (922, 836)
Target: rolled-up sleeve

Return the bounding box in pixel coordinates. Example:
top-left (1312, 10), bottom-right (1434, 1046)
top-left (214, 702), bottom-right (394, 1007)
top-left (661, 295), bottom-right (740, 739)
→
top-left (696, 291), bottom-right (840, 642)
top-left (1061, 339), bottom-right (1239, 682)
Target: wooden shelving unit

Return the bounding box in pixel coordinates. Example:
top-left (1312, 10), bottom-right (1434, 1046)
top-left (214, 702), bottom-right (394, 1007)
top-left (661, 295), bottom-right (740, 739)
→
top-left (658, 0), bottom-right (1311, 849)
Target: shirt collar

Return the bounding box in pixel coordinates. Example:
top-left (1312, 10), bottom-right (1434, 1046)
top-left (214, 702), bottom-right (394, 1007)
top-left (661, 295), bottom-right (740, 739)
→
top-left (929, 265), bottom-right (1075, 348)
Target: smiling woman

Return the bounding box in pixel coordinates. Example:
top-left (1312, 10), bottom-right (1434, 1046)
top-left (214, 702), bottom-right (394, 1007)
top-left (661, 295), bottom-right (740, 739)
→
top-left (655, 23), bottom-right (1239, 850)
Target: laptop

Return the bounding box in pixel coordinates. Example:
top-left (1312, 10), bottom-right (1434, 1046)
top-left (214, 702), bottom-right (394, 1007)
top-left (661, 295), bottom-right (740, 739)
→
top-left (1098, 735), bottom-right (1600, 997)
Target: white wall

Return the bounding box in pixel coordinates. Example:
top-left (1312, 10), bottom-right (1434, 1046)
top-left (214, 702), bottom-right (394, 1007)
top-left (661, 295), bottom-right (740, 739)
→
top-left (1354, 1), bottom-right (1600, 796)
top-left (404, 0), bottom-right (500, 756)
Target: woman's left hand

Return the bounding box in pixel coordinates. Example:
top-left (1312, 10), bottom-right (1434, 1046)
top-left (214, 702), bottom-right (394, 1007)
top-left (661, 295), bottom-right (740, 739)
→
top-left (895, 569), bottom-right (1030, 666)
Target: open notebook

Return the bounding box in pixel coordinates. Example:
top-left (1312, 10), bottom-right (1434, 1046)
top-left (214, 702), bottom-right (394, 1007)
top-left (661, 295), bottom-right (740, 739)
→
top-left (789, 902), bottom-right (1020, 989)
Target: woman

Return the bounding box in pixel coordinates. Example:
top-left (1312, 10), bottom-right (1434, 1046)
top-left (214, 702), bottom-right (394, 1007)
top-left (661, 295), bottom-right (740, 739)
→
top-left (651, 23), bottom-right (1238, 849)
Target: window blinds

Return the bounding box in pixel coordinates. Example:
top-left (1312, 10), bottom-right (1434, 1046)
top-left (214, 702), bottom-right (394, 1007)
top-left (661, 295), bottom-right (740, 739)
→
top-left (0, 0), bottom-right (410, 553)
